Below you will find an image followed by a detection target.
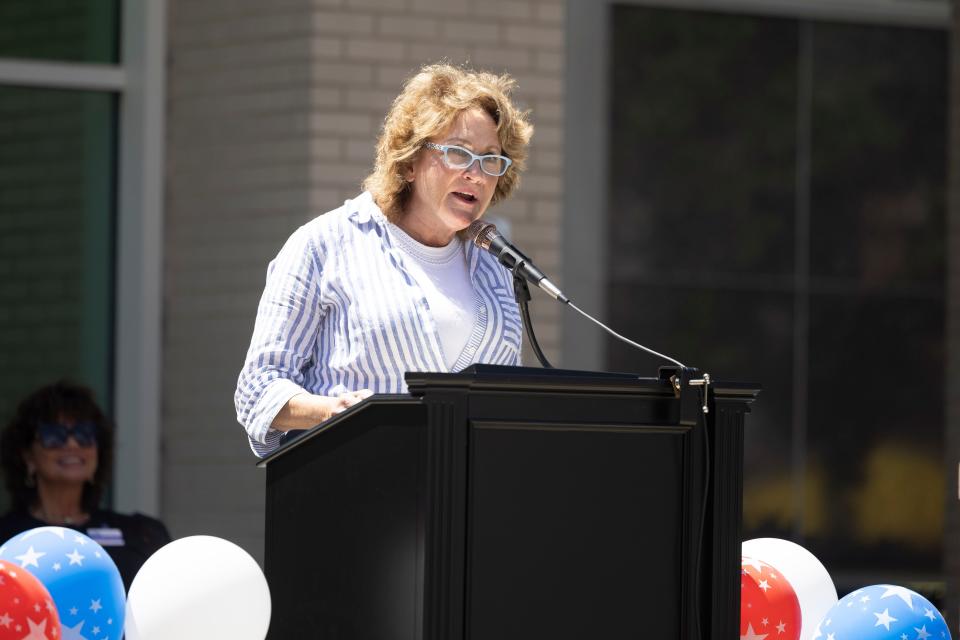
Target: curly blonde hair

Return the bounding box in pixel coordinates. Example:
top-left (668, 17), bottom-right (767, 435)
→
top-left (363, 63), bottom-right (534, 222)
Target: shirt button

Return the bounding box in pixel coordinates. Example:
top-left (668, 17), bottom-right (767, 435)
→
top-left (466, 346), bottom-right (476, 354)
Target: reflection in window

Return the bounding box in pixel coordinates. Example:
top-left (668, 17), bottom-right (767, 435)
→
top-left (608, 6), bottom-right (946, 598)
top-left (0, 86), bottom-right (116, 452)
top-left (0, 0), bottom-right (120, 64)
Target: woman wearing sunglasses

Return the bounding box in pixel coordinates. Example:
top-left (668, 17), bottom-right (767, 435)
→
top-left (0, 380), bottom-right (171, 590)
top-left (235, 63), bottom-right (533, 456)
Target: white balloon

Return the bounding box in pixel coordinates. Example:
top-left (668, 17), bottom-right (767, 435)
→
top-left (125, 535), bottom-right (271, 640)
top-left (742, 538), bottom-right (837, 640)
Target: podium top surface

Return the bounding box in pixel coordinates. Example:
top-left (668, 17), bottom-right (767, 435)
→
top-left (406, 364), bottom-right (760, 398)
top-left (256, 365), bottom-right (760, 467)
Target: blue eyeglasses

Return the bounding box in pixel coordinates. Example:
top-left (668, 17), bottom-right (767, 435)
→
top-left (35, 421), bottom-right (98, 449)
top-left (423, 142), bottom-right (512, 177)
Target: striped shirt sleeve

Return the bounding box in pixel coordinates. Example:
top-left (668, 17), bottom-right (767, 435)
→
top-left (235, 193), bottom-right (528, 458)
top-left (234, 225), bottom-right (325, 456)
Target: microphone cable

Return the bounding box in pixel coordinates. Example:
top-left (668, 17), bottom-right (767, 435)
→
top-left (565, 301), bottom-right (686, 369)
top-left (469, 219), bottom-right (685, 369)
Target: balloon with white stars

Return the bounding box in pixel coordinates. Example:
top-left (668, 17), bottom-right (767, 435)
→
top-left (743, 538), bottom-right (838, 640)
top-left (0, 528), bottom-right (124, 640)
top-left (741, 555), bottom-right (801, 640)
top-left (811, 584), bottom-right (950, 640)
top-left (0, 559), bottom-right (61, 640)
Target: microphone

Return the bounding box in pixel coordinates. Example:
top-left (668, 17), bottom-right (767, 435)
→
top-left (468, 220), bottom-right (569, 304)
top-left (467, 221), bottom-right (686, 368)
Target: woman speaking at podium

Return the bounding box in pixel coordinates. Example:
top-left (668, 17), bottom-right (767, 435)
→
top-left (235, 64), bottom-right (533, 457)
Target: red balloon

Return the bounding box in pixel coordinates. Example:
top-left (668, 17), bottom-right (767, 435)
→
top-left (741, 555), bottom-right (801, 640)
top-left (0, 559), bottom-right (61, 640)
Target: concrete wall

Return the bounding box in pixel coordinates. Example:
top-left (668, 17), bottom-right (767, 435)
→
top-left (163, 0), bottom-right (565, 561)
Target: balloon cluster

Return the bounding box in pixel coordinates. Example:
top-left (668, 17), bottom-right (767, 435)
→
top-left (0, 529), bottom-right (271, 640)
top-left (742, 538), bottom-right (951, 640)
top-left (0, 527), bottom-right (122, 640)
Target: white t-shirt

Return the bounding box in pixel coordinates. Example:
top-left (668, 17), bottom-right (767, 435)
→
top-left (387, 223), bottom-right (477, 369)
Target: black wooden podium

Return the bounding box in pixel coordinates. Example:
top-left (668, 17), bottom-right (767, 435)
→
top-left (258, 365), bottom-right (759, 639)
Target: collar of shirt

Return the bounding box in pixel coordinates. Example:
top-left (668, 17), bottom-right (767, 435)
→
top-left (350, 190), bottom-right (484, 281)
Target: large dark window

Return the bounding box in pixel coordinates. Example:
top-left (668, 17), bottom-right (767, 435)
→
top-left (0, 87), bottom-right (117, 510)
top-left (0, 1), bottom-right (120, 64)
top-left (608, 6), bottom-right (946, 595)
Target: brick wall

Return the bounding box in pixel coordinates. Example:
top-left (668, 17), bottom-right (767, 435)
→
top-left (164, 0), bottom-right (565, 561)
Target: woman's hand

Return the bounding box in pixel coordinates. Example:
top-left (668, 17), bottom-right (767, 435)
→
top-left (271, 389), bottom-right (374, 430)
top-left (329, 390), bottom-right (374, 415)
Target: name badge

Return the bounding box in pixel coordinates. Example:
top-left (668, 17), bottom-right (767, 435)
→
top-left (87, 527), bottom-right (125, 547)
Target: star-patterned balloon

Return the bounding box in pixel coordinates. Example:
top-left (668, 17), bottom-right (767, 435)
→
top-left (0, 528), bottom-right (124, 640)
top-left (741, 555), bottom-right (801, 640)
top-left (0, 559), bottom-right (61, 640)
top-left (812, 584), bottom-right (950, 640)
top-left (743, 538), bottom-right (838, 640)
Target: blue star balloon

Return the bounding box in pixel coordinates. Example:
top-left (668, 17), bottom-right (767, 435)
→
top-left (812, 584), bottom-right (950, 640)
top-left (0, 527), bottom-right (126, 640)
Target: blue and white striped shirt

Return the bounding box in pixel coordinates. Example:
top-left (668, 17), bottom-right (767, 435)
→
top-left (235, 192), bottom-right (523, 457)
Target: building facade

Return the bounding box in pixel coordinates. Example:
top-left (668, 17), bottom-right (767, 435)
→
top-left (1, 0), bottom-right (958, 631)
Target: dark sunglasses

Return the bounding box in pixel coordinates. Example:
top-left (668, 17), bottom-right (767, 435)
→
top-left (35, 421), bottom-right (98, 449)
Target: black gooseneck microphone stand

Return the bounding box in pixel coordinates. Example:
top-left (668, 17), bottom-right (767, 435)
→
top-left (511, 262), bottom-right (553, 369)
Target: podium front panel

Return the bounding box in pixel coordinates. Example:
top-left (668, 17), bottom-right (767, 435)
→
top-left (264, 402), bottom-right (426, 640)
top-left (466, 420), bottom-right (697, 639)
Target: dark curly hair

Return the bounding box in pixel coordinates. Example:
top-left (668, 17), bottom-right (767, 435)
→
top-left (0, 380), bottom-right (114, 513)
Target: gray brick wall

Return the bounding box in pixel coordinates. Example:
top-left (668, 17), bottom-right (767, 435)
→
top-left (164, 0), bottom-right (565, 561)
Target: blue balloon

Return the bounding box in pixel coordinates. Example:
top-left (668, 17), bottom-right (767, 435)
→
top-left (812, 584), bottom-right (950, 640)
top-left (0, 527), bottom-right (125, 640)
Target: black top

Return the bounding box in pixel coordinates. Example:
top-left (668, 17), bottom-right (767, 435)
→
top-left (0, 508), bottom-right (171, 591)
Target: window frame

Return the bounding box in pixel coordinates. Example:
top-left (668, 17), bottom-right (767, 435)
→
top-left (0, 0), bottom-right (167, 516)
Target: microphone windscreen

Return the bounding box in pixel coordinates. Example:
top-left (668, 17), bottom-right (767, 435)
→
top-left (467, 220), bottom-right (499, 250)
